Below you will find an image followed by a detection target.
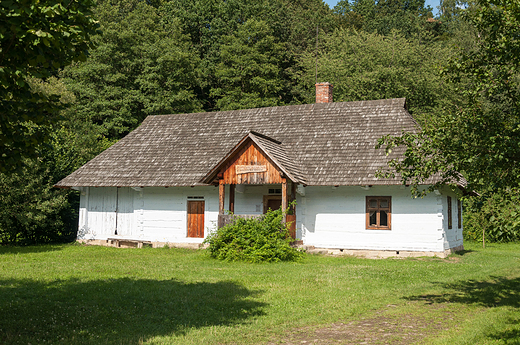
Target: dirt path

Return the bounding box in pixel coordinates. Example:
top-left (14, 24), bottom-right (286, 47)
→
top-left (269, 303), bottom-right (467, 345)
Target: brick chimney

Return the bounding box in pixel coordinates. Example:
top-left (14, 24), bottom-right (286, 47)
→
top-left (315, 82), bottom-right (333, 103)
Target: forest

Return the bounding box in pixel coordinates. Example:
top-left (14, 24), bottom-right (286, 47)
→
top-left (1, 0), bottom-right (519, 245)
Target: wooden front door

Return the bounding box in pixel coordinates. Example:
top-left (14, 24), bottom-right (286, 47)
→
top-left (263, 195), bottom-right (282, 213)
top-left (266, 199), bottom-right (282, 212)
top-left (187, 201), bottom-right (205, 238)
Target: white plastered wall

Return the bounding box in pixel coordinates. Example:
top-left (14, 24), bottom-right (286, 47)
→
top-left (296, 185), bottom-right (452, 252)
top-left (439, 187), bottom-right (464, 250)
top-left (77, 184), bottom-right (463, 252)
top-left (77, 186), bottom-right (219, 243)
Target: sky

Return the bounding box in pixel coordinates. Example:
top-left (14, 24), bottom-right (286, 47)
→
top-left (323, 0), bottom-right (441, 16)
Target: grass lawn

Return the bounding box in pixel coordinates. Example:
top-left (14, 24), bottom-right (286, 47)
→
top-left (0, 241), bottom-right (519, 344)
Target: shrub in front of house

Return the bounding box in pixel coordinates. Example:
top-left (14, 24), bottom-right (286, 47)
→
top-left (204, 207), bottom-right (304, 263)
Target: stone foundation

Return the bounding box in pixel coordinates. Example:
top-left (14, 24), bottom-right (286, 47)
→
top-left (301, 244), bottom-right (465, 259)
top-left (76, 239), bottom-right (208, 250)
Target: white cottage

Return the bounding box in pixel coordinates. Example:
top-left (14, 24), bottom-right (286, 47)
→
top-left (56, 83), bottom-right (464, 257)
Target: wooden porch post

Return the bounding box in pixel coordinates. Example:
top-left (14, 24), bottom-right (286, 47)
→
top-left (219, 179), bottom-right (225, 215)
top-left (229, 184), bottom-right (235, 213)
top-left (291, 182), bottom-right (296, 214)
top-left (288, 182), bottom-right (297, 239)
top-left (282, 178), bottom-right (288, 223)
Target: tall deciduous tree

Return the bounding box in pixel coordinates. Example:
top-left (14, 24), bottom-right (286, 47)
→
top-left (160, 0), bottom-right (337, 110)
top-left (377, 0), bottom-right (520, 194)
top-left (211, 19), bottom-right (286, 110)
top-left (63, 0), bottom-right (201, 141)
top-left (160, 0), bottom-right (289, 110)
top-left (0, 77), bottom-right (79, 245)
top-left (0, 0), bottom-right (99, 172)
top-left (334, 0), bottom-right (436, 38)
top-left (299, 29), bottom-right (455, 122)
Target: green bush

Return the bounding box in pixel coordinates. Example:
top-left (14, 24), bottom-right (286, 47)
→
top-left (0, 158), bottom-right (77, 245)
top-left (204, 207), bottom-right (304, 263)
top-left (463, 189), bottom-right (520, 243)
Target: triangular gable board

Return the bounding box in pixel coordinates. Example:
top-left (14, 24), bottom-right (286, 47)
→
top-left (220, 139), bottom-right (284, 185)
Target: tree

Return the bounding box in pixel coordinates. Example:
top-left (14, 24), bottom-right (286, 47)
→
top-left (0, 158), bottom-right (76, 245)
top-left (377, 0), bottom-right (520, 194)
top-left (160, 0), bottom-right (337, 110)
top-left (298, 29), bottom-right (455, 122)
top-left (211, 19), bottom-right (287, 110)
top-left (160, 0), bottom-right (286, 110)
top-left (0, 0), bottom-right (99, 172)
top-left (334, 0), bottom-right (436, 38)
top-left (0, 77), bottom-right (80, 245)
top-left (62, 0), bottom-right (201, 141)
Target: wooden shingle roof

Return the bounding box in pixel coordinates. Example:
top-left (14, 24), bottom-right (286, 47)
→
top-left (55, 98), bottom-right (421, 188)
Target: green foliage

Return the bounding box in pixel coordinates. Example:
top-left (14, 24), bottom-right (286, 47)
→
top-left (161, 0), bottom-right (337, 110)
top-left (0, 0), bottom-right (99, 172)
top-left (63, 0), bottom-right (201, 140)
top-left (279, 0), bottom-right (339, 53)
top-left (211, 19), bottom-right (286, 110)
top-left (299, 29), bottom-right (454, 121)
top-left (204, 207), bottom-right (304, 263)
top-left (0, 158), bottom-right (76, 245)
top-left (463, 190), bottom-right (520, 243)
top-left (334, 0), bottom-right (437, 38)
top-left (439, 0), bottom-right (472, 21)
top-left (377, 0), bottom-right (520, 194)
top-left (0, 77), bottom-right (83, 245)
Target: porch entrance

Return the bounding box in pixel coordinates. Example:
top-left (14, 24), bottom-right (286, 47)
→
top-left (200, 131), bottom-right (302, 239)
top-left (263, 195), bottom-right (282, 213)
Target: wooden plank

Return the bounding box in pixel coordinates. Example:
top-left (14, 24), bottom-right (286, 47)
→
top-left (88, 187), bottom-right (117, 236)
top-left (229, 184), bottom-right (235, 213)
top-left (457, 199), bottom-right (461, 229)
top-left (116, 187), bottom-right (134, 237)
top-left (187, 200), bottom-right (204, 238)
top-left (236, 165), bottom-right (267, 174)
top-left (447, 196), bottom-right (452, 229)
top-left (222, 141), bottom-right (283, 185)
top-left (290, 181), bottom-right (296, 213)
top-left (287, 214), bottom-right (296, 239)
top-left (289, 182), bottom-right (296, 239)
top-left (197, 201), bottom-right (204, 237)
top-left (219, 179), bottom-right (225, 215)
top-left (282, 178), bottom-right (287, 224)
top-left (187, 201), bottom-right (194, 237)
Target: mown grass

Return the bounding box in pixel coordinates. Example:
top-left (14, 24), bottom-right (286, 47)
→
top-left (0, 242), bottom-right (519, 344)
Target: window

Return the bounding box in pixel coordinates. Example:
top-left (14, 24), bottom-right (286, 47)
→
top-left (447, 196), bottom-right (452, 229)
top-left (366, 196), bottom-right (391, 230)
top-left (457, 199), bottom-right (462, 229)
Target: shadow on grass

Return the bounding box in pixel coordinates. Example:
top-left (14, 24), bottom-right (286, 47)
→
top-left (489, 327), bottom-right (520, 345)
top-left (0, 277), bottom-right (266, 344)
top-left (0, 244), bottom-right (65, 255)
top-left (454, 249), bottom-right (474, 256)
top-left (404, 276), bottom-right (520, 308)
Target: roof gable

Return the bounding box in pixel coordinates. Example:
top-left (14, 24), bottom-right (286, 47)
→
top-left (201, 131), bottom-right (305, 185)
